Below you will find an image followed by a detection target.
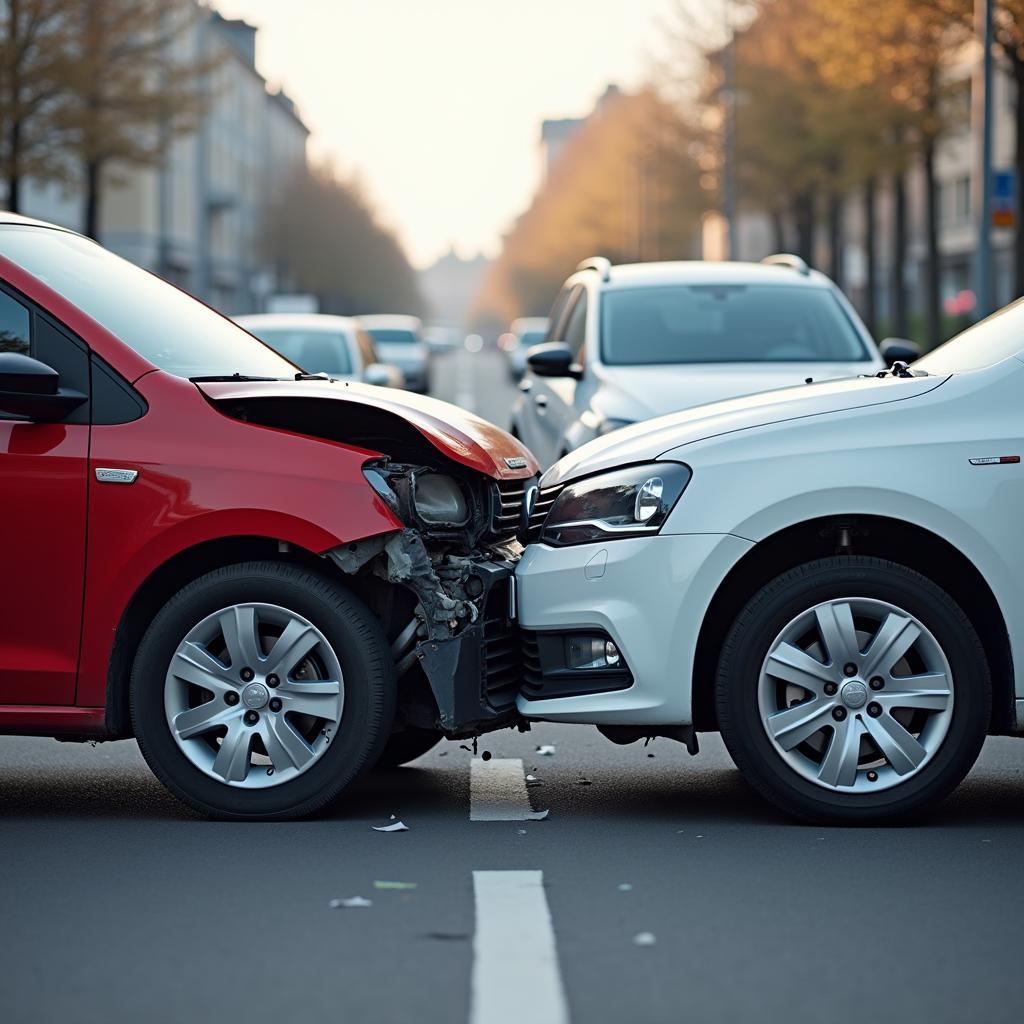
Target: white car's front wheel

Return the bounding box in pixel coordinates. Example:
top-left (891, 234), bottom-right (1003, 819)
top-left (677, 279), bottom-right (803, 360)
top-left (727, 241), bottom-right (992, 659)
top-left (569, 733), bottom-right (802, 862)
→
top-left (716, 557), bottom-right (990, 824)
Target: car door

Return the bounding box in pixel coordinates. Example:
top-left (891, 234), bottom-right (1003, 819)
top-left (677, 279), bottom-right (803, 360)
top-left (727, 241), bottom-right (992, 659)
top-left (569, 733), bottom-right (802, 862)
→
top-left (0, 284), bottom-right (90, 705)
top-left (518, 285), bottom-right (586, 467)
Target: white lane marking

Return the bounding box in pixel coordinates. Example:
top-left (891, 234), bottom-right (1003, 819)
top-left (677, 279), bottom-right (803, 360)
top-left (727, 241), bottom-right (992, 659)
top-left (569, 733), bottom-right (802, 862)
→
top-left (470, 757), bottom-right (547, 821)
top-left (471, 871), bottom-right (569, 1024)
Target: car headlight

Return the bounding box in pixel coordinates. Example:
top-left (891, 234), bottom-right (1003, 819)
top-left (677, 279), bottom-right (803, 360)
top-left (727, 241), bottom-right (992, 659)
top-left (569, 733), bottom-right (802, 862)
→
top-left (540, 462), bottom-right (691, 546)
top-left (412, 473), bottom-right (469, 526)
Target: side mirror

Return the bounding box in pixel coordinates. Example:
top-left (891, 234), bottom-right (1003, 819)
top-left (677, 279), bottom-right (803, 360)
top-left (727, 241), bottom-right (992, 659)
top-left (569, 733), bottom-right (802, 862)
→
top-left (526, 342), bottom-right (582, 379)
top-left (363, 362), bottom-right (401, 388)
top-left (0, 352), bottom-right (86, 421)
top-left (879, 337), bottom-right (922, 364)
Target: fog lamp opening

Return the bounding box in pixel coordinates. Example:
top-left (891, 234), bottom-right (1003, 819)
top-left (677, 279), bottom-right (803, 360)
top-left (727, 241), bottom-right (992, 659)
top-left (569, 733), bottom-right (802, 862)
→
top-left (566, 635), bottom-right (621, 670)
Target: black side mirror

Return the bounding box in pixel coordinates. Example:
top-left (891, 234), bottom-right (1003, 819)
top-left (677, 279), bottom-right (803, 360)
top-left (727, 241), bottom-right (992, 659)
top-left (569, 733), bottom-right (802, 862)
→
top-left (526, 342), bottom-right (582, 379)
top-left (879, 337), bottom-right (922, 364)
top-left (0, 352), bottom-right (87, 421)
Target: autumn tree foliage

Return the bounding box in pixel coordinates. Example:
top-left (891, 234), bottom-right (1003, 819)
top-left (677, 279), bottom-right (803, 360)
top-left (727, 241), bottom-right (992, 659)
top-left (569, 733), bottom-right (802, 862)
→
top-left (262, 163), bottom-right (424, 318)
top-left (472, 87), bottom-right (706, 330)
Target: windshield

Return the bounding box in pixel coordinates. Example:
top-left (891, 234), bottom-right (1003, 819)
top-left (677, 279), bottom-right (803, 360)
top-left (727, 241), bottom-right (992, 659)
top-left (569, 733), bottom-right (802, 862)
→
top-left (601, 284), bottom-right (871, 365)
top-left (366, 328), bottom-right (418, 345)
top-left (246, 328), bottom-right (354, 376)
top-left (0, 225), bottom-right (299, 379)
top-left (914, 297), bottom-right (1024, 374)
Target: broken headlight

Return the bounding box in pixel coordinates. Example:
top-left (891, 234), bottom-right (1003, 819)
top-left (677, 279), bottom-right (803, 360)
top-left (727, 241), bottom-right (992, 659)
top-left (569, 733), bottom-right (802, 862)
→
top-left (540, 462), bottom-right (691, 546)
top-left (412, 473), bottom-right (470, 526)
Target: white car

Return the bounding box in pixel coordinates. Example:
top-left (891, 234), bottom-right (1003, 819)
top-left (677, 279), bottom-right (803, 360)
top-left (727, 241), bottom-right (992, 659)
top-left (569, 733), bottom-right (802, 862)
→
top-left (358, 314), bottom-right (432, 394)
top-left (511, 255), bottom-right (919, 469)
top-left (235, 314), bottom-right (403, 387)
top-left (501, 316), bottom-right (550, 380)
top-left (514, 299), bottom-right (1024, 823)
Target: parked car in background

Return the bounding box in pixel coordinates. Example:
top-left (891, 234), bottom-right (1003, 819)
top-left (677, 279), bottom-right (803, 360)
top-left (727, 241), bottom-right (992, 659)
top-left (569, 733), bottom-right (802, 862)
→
top-left (358, 314), bottom-right (431, 393)
top-left (0, 212), bottom-right (538, 820)
top-left (235, 313), bottom-right (404, 387)
top-left (423, 325), bottom-right (461, 355)
top-left (515, 297), bottom-right (1024, 823)
top-left (499, 316), bottom-right (549, 380)
top-left (511, 255), bottom-right (918, 468)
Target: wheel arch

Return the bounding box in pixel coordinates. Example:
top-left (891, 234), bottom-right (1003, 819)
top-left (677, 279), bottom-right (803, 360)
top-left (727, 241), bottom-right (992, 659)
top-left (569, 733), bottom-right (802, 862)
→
top-left (691, 514), bottom-right (1015, 736)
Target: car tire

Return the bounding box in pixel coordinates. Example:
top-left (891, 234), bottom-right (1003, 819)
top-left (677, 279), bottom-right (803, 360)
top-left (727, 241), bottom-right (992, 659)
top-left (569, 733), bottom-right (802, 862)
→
top-left (374, 728), bottom-right (444, 769)
top-left (131, 561), bottom-right (395, 820)
top-left (716, 556), bottom-right (989, 825)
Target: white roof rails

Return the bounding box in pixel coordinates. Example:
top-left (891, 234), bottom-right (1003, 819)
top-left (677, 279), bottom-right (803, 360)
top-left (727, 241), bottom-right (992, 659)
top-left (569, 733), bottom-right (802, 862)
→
top-left (576, 256), bottom-right (611, 281)
top-left (761, 253), bottom-right (810, 276)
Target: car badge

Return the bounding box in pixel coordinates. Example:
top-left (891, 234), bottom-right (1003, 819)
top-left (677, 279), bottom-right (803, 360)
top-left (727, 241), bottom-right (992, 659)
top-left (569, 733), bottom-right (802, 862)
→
top-left (504, 456), bottom-right (528, 469)
top-left (94, 467), bottom-right (139, 484)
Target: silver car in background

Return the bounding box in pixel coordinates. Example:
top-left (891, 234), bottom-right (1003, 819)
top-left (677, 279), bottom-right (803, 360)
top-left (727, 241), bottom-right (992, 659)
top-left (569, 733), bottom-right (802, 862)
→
top-left (235, 313), bottom-right (404, 387)
top-left (358, 314), bottom-right (432, 393)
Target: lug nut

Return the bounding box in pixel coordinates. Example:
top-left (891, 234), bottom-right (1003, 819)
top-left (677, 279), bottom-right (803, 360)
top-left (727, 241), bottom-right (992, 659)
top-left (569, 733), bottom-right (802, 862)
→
top-left (867, 770), bottom-right (879, 782)
top-left (867, 703), bottom-right (882, 718)
top-left (832, 707), bottom-right (847, 721)
top-left (869, 677), bottom-right (885, 690)
top-left (244, 710), bottom-right (259, 726)
top-left (225, 691), bottom-right (240, 705)
top-left (824, 682), bottom-right (838, 696)
top-left (269, 697), bottom-right (282, 712)
top-left (240, 667), bottom-right (254, 682)
top-left (267, 674), bottom-right (280, 688)
top-left (843, 663), bottom-right (857, 677)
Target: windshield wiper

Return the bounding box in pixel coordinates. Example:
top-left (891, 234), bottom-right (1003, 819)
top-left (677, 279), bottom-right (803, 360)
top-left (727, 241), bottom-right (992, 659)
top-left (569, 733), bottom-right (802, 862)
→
top-left (874, 361), bottom-right (929, 379)
top-left (190, 373), bottom-right (284, 382)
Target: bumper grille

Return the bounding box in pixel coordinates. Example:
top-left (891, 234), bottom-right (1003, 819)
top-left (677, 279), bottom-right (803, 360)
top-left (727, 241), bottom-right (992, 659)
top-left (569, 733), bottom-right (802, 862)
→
top-left (490, 478), bottom-right (529, 544)
top-left (481, 578), bottom-right (522, 712)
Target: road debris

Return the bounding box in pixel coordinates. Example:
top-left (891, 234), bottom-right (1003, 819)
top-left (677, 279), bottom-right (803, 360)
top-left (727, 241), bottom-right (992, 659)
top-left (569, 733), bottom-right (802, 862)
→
top-left (633, 932), bottom-right (657, 946)
top-left (374, 881), bottom-right (418, 890)
top-left (329, 897), bottom-right (372, 909)
top-left (372, 821), bottom-right (410, 832)
top-left (618, 884), bottom-right (633, 891)
top-left (481, 750), bottom-right (492, 761)
top-left (536, 744), bottom-right (556, 756)
top-left (425, 931), bottom-right (469, 941)
top-left (577, 778), bottom-right (592, 785)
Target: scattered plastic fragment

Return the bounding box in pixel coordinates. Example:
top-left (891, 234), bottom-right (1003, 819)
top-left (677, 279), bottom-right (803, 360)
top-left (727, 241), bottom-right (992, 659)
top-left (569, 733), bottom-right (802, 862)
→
top-left (526, 809), bottom-right (549, 821)
top-left (618, 884), bottom-right (633, 892)
top-left (647, 753), bottom-right (655, 758)
top-left (525, 775), bottom-right (543, 787)
top-left (525, 774), bottom-right (537, 781)
top-left (438, 750), bottom-right (448, 757)
top-left (481, 750), bottom-right (492, 761)
top-left (372, 821), bottom-right (409, 832)
top-left (374, 881), bottom-right (418, 890)
top-left (633, 932), bottom-right (657, 946)
top-left (577, 778), bottom-right (592, 785)
top-left (517, 829), bottom-right (527, 835)
top-left (536, 745), bottom-right (556, 756)
top-left (329, 897), bottom-right (372, 909)
top-left (460, 744), bottom-right (472, 752)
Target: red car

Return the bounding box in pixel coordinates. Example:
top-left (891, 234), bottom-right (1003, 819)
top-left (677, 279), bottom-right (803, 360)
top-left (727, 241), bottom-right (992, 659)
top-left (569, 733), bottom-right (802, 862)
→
top-left (0, 214), bottom-right (537, 819)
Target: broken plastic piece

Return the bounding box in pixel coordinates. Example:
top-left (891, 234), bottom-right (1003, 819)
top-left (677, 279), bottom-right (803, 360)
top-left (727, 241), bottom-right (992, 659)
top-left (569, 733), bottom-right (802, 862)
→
top-left (481, 750), bottom-right (492, 761)
top-left (374, 881), bottom-right (418, 890)
top-left (536, 745), bottom-right (556, 756)
top-left (372, 821), bottom-right (410, 832)
top-left (525, 809), bottom-right (549, 821)
top-left (633, 932), bottom-right (657, 946)
top-left (618, 884), bottom-right (633, 892)
top-left (577, 778), bottom-right (592, 785)
top-left (329, 897), bottom-right (372, 909)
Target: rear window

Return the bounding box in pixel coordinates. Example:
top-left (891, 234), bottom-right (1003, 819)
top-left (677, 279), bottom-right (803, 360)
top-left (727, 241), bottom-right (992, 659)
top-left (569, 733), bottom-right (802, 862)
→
top-left (248, 328), bottom-right (353, 376)
top-left (365, 328), bottom-right (418, 345)
top-left (601, 284), bottom-right (870, 365)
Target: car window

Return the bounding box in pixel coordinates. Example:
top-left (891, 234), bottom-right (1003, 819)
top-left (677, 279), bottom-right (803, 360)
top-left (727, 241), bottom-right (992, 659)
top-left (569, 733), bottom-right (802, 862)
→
top-left (248, 328), bottom-right (354, 376)
top-left (546, 286), bottom-right (575, 342)
top-left (0, 290), bottom-right (30, 355)
top-left (0, 225), bottom-right (298, 379)
top-left (600, 284), bottom-right (871, 365)
top-left (563, 289), bottom-right (588, 359)
top-left (366, 328), bottom-right (417, 345)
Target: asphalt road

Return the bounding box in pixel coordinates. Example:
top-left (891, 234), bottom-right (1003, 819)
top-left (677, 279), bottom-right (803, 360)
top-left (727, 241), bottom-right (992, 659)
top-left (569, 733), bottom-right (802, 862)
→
top-left (1, 346), bottom-right (1021, 1024)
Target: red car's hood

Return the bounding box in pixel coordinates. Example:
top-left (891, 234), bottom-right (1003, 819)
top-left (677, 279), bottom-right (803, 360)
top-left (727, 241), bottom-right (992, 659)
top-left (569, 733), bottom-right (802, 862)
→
top-left (197, 378), bottom-right (539, 481)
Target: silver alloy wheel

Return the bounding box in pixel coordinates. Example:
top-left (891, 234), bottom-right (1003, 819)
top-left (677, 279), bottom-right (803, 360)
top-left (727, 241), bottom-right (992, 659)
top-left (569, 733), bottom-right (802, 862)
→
top-left (757, 598), bottom-right (954, 793)
top-left (164, 603), bottom-right (345, 788)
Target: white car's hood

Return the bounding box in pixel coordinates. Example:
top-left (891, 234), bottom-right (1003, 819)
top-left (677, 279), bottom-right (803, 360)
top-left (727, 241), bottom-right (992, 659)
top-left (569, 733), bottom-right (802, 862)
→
top-left (592, 361), bottom-right (876, 423)
top-left (543, 372), bottom-right (948, 486)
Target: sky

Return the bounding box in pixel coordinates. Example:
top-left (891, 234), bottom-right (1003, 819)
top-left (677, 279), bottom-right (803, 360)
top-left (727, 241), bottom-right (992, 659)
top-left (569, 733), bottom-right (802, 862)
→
top-left (217, 0), bottom-right (683, 268)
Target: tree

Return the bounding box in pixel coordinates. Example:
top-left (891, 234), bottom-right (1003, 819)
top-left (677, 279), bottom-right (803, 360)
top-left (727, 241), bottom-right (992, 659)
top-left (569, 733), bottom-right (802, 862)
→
top-left (262, 163), bottom-right (424, 317)
top-left (992, 2), bottom-right (1024, 299)
top-left (0, 0), bottom-right (75, 211)
top-left (58, 0), bottom-right (207, 239)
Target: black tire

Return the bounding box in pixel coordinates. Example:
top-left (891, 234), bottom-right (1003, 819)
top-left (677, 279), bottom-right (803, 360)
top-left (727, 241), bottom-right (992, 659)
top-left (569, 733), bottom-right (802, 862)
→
top-left (131, 561), bottom-right (395, 820)
top-left (374, 728), bottom-right (444, 769)
top-left (716, 556), bottom-right (990, 825)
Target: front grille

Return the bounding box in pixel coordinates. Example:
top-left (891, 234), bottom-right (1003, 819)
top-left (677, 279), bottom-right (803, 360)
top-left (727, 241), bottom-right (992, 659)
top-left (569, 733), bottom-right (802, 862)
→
top-left (481, 578), bottom-right (521, 712)
top-left (524, 483), bottom-right (564, 543)
top-left (490, 478), bottom-right (529, 543)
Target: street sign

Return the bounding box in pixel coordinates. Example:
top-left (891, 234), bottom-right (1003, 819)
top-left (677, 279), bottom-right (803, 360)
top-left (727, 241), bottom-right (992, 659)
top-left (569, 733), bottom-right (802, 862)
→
top-left (992, 169), bottom-right (1015, 228)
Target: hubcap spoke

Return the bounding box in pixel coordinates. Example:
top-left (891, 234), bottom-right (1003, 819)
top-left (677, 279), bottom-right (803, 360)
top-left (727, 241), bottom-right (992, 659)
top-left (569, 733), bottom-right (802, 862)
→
top-left (219, 605), bottom-right (263, 668)
top-left (816, 716), bottom-right (863, 788)
top-left (766, 697), bottom-right (835, 750)
top-left (278, 683), bottom-right (342, 719)
top-left (765, 642), bottom-right (836, 694)
top-left (169, 643), bottom-right (234, 695)
top-left (877, 671), bottom-right (952, 712)
top-left (863, 712), bottom-right (927, 775)
top-left (260, 716), bottom-right (317, 771)
top-left (172, 699), bottom-right (237, 741)
top-left (264, 618), bottom-right (320, 678)
top-left (860, 612), bottom-right (921, 680)
top-left (814, 601), bottom-right (859, 667)
top-left (212, 723), bottom-right (254, 783)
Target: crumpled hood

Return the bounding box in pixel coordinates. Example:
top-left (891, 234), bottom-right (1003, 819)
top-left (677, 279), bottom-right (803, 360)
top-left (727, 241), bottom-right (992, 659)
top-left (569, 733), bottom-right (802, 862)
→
top-left (592, 361), bottom-right (878, 423)
top-left (198, 378), bottom-right (538, 480)
top-left (543, 372), bottom-right (949, 486)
